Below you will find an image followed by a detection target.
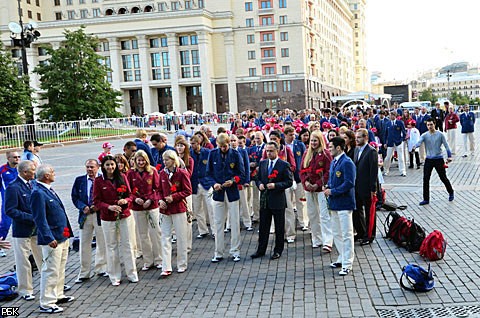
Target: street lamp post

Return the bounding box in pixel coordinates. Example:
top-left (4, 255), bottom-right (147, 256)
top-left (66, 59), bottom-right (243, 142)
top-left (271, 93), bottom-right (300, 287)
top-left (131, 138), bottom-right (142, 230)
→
top-left (9, 0), bottom-right (41, 138)
top-left (446, 70), bottom-right (452, 100)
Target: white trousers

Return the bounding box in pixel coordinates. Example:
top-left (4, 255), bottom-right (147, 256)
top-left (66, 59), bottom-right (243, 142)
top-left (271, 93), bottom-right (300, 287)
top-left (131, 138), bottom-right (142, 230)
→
top-left (238, 188), bottom-right (252, 228)
top-left (213, 198), bottom-right (241, 258)
top-left (385, 142), bottom-right (406, 175)
top-left (285, 187), bottom-right (296, 239)
top-left (13, 236), bottom-right (42, 296)
top-left (40, 240), bottom-right (69, 308)
top-left (101, 216), bottom-right (138, 284)
top-left (129, 214), bottom-right (141, 258)
top-left (192, 185), bottom-right (215, 235)
top-left (186, 195), bottom-right (193, 253)
top-left (305, 191), bottom-right (333, 247)
top-left (463, 132), bottom-right (475, 154)
top-left (132, 209), bottom-right (162, 267)
top-left (331, 210), bottom-right (355, 270)
top-left (447, 128), bottom-right (457, 154)
top-left (292, 182), bottom-right (307, 227)
top-left (78, 213), bottom-right (107, 279)
top-left (160, 213), bottom-right (188, 272)
top-left (250, 183), bottom-right (260, 222)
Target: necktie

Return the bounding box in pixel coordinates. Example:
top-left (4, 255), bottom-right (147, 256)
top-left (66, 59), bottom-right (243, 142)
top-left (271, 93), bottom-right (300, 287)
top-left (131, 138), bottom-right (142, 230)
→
top-left (27, 181), bottom-right (32, 190)
top-left (332, 159), bottom-right (338, 170)
top-left (268, 160), bottom-right (274, 175)
top-left (88, 178), bottom-right (94, 206)
top-left (50, 187), bottom-right (60, 200)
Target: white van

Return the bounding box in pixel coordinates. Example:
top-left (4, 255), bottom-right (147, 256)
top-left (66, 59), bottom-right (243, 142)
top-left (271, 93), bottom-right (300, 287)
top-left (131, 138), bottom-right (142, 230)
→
top-left (400, 101), bottom-right (432, 112)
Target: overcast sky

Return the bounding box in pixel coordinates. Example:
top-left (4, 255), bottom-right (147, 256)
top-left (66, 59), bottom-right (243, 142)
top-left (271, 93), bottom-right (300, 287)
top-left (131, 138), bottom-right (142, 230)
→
top-left (366, 0), bottom-right (480, 81)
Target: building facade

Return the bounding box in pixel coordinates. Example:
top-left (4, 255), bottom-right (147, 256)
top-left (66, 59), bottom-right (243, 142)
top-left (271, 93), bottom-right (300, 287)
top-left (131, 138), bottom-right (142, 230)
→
top-left (1, 0), bottom-right (367, 115)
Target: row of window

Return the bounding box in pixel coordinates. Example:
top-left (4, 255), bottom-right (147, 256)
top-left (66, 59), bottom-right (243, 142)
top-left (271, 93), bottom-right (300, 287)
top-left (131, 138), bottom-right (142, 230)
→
top-left (246, 32), bottom-right (288, 43)
top-left (246, 15), bottom-right (287, 27)
top-left (26, 0), bottom-right (41, 6)
top-left (248, 81), bottom-right (291, 94)
top-left (24, 10), bottom-right (42, 21)
top-left (54, 0), bottom-right (98, 4)
top-left (247, 48), bottom-right (289, 60)
top-left (248, 65), bottom-right (290, 77)
top-left (245, 0), bottom-right (287, 11)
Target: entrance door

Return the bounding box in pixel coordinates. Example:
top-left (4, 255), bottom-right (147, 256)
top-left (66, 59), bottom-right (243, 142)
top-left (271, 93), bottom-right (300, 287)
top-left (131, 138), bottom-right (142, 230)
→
top-left (157, 87), bottom-right (172, 113)
top-left (129, 89), bottom-right (144, 115)
top-left (186, 86), bottom-right (203, 113)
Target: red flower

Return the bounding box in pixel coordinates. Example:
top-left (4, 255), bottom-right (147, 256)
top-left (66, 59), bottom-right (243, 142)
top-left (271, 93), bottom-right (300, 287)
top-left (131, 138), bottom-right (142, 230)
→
top-left (63, 227), bottom-right (70, 238)
top-left (300, 168), bottom-right (311, 174)
top-left (443, 163), bottom-right (448, 169)
top-left (315, 168), bottom-right (324, 174)
top-left (170, 184), bottom-right (177, 193)
top-left (233, 176), bottom-right (240, 183)
top-left (155, 164), bottom-right (162, 171)
top-left (117, 186), bottom-right (127, 193)
top-left (237, 184), bottom-right (243, 190)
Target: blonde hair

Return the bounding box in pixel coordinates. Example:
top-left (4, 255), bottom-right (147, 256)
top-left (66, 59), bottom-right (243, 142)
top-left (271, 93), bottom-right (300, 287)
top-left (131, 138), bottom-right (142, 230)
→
top-left (162, 150), bottom-right (180, 168)
top-left (114, 154), bottom-right (129, 173)
top-left (216, 133), bottom-right (230, 146)
top-left (174, 136), bottom-right (191, 168)
top-left (308, 121), bottom-right (320, 132)
top-left (338, 126), bottom-right (349, 134)
top-left (136, 129), bottom-right (147, 139)
top-left (133, 150), bottom-right (153, 174)
top-left (303, 130), bottom-right (327, 168)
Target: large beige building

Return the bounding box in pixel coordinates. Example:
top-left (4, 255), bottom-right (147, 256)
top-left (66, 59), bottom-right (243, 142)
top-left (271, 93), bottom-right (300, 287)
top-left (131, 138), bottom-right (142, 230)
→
top-left (1, 0), bottom-right (368, 115)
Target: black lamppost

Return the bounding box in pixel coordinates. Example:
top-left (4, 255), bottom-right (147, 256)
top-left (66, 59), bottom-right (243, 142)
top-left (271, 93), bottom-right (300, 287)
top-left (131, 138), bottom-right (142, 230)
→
top-left (446, 70), bottom-right (452, 100)
top-left (9, 0), bottom-right (40, 137)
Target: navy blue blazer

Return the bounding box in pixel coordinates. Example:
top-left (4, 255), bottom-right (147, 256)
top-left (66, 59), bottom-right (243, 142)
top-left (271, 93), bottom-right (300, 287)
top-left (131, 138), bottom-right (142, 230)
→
top-left (286, 140), bottom-right (306, 183)
top-left (416, 113), bottom-right (431, 135)
top-left (31, 183), bottom-right (73, 245)
top-left (327, 153), bottom-right (356, 211)
top-left (320, 117), bottom-right (340, 130)
top-left (385, 119), bottom-right (407, 147)
top-left (206, 148), bottom-right (246, 202)
top-left (190, 147), bottom-right (215, 194)
top-left (236, 147), bottom-right (251, 184)
top-left (134, 138), bottom-right (155, 165)
top-left (71, 174), bottom-right (101, 229)
top-left (5, 178), bottom-right (36, 238)
top-left (255, 158), bottom-right (293, 210)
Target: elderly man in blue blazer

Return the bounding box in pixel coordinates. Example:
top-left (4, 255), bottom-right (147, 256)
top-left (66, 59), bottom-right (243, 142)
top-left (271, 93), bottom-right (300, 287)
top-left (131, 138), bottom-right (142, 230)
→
top-left (5, 160), bottom-right (42, 301)
top-left (71, 159), bottom-right (107, 284)
top-left (206, 133), bottom-right (246, 263)
top-left (31, 164), bottom-right (74, 314)
top-left (324, 137), bottom-right (356, 276)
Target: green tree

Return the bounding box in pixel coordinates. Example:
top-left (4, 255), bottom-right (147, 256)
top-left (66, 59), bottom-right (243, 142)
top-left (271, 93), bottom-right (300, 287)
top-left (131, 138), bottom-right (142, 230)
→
top-left (449, 91), bottom-right (469, 106)
top-left (0, 42), bottom-right (33, 126)
top-left (418, 88), bottom-right (436, 104)
top-left (34, 27), bottom-right (122, 121)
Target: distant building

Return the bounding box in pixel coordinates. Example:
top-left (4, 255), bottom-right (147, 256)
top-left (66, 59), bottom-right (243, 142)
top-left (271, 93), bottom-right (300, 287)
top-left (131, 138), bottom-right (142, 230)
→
top-left (1, 0), bottom-right (369, 115)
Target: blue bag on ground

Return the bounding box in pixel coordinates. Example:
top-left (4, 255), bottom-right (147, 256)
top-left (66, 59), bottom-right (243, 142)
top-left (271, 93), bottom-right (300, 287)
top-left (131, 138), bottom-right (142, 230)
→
top-left (400, 263), bottom-right (434, 292)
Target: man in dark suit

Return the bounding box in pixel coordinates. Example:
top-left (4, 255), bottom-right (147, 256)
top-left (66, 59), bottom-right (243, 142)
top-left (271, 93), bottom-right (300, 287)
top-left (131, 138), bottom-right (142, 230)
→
top-left (430, 102), bottom-right (445, 132)
top-left (5, 160), bottom-right (42, 301)
top-left (71, 159), bottom-right (107, 284)
top-left (384, 111), bottom-right (407, 176)
top-left (31, 164), bottom-right (74, 314)
top-left (374, 110), bottom-right (388, 158)
top-left (251, 141), bottom-right (293, 260)
top-left (353, 129), bottom-right (378, 246)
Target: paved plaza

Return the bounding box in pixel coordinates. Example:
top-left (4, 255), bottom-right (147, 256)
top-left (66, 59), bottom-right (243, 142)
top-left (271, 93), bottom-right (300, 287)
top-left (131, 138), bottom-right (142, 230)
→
top-left (1, 126), bottom-right (480, 317)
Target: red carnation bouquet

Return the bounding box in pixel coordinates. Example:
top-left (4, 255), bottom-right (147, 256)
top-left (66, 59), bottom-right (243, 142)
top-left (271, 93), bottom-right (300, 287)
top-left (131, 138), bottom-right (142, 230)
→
top-left (63, 227), bottom-right (70, 238)
top-left (268, 169), bottom-right (278, 181)
top-left (155, 164), bottom-right (162, 171)
top-left (115, 184), bottom-right (128, 231)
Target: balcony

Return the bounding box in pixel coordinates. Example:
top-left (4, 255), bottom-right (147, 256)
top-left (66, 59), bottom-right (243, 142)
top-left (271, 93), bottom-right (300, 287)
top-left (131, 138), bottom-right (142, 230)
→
top-left (258, 7), bottom-right (274, 14)
top-left (261, 57), bottom-right (276, 63)
top-left (260, 41), bottom-right (275, 47)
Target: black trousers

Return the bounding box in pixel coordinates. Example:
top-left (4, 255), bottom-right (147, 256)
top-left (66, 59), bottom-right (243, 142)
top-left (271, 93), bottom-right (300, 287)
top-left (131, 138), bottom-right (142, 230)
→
top-left (257, 207), bottom-right (285, 255)
top-left (423, 158), bottom-right (454, 201)
top-left (353, 195), bottom-right (376, 241)
top-left (409, 151), bottom-right (420, 167)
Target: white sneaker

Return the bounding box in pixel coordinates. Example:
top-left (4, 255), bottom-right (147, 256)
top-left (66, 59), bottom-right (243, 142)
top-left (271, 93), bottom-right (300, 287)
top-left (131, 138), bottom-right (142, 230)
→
top-left (0, 249), bottom-right (6, 257)
top-left (232, 255), bottom-right (241, 262)
top-left (339, 268), bottom-right (351, 276)
top-left (287, 238), bottom-right (295, 243)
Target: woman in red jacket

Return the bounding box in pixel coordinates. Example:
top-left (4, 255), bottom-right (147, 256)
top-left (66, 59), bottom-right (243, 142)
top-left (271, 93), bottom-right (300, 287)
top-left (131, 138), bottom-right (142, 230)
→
top-left (300, 130), bottom-right (333, 252)
top-left (158, 150), bottom-right (192, 277)
top-left (93, 155), bottom-right (138, 286)
top-left (127, 150), bottom-right (162, 271)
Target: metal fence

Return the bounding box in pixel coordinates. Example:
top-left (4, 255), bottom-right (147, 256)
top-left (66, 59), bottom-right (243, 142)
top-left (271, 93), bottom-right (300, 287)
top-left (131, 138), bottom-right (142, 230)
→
top-left (0, 115), bottom-right (235, 151)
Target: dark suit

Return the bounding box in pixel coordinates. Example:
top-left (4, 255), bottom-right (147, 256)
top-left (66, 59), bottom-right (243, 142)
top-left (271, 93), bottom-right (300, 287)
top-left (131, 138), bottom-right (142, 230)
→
top-left (353, 145), bottom-right (378, 242)
top-left (5, 178), bottom-right (36, 238)
top-left (255, 158), bottom-right (293, 255)
top-left (71, 175), bottom-right (101, 229)
top-left (431, 108), bottom-right (445, 132)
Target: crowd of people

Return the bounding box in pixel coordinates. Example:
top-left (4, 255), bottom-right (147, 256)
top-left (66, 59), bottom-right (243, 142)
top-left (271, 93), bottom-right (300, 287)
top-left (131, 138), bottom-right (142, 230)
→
top-left (0, 101), bottom-right (475, 313)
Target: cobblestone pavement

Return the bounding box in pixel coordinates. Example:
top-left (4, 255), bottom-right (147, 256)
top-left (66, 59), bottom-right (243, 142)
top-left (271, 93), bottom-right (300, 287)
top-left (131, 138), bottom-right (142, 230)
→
top-left (1, 125), bottom-right (479, 317)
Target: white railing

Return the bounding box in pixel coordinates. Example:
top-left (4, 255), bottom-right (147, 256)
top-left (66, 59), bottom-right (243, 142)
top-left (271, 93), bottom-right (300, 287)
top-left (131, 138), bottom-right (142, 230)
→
top-left (0, 114), bottom-right (235, 151)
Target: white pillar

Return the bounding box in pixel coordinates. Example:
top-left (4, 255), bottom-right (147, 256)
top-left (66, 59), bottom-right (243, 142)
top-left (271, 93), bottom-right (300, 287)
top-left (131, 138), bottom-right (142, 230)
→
top-left (197, 31), bottom-right (213, 114)
top-left (107, 37), bottom-right (126, 114)
top-left (223, 32), bottom-right (238, 113)
top-left (136, 35), bottom-right (153, 114)
top-left (27, 46), bottom-right (40, 121)
top-left (167, 33), bottom-right (186, 114)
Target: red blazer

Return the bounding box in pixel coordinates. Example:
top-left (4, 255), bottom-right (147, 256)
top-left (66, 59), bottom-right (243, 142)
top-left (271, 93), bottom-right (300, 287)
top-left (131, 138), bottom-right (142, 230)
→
top-left (444, 112), bottom-right (459, 130)
top-left (300, 149), bottom-right (333, 192)
top-left (93, 174), bottom-right (132, 221)
top-left (181, 157), bottom-right (194, 176)
top-left (126, 169), bottom-right (160, 211)
top-left (203, 142), bottom-right (214, 150)
top-left (262, 145), bottom-right (296, 172)
top-left (158, 168), bottom-right (192, 215)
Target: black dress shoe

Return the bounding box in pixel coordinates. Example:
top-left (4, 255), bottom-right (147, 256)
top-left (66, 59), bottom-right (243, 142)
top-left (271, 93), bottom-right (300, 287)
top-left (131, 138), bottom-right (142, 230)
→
top-left (250, 252), bottom-right (265, 259)
top-left (270, 253), bottom-right (281, 260)
top-left (359, 239), bottom-right (371, 246)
